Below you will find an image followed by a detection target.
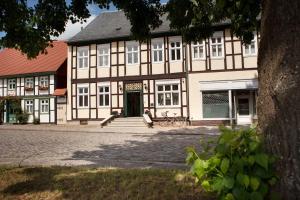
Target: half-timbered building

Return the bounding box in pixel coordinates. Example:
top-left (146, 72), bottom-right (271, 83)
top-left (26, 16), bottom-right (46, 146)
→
top-left (0, 41), bottom-right (67, 124)
top-left (67, 11), bottom-right (258, 126)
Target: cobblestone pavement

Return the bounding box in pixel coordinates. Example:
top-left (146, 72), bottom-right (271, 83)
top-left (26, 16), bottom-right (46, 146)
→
top-left (0, 126), bottom-right (218, 169)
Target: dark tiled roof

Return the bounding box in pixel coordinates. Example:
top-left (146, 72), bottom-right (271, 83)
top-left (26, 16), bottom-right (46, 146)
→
top-left (0, 41), bottom-right (67, 77)
top-left (68, 11), bottom-right (171, 43)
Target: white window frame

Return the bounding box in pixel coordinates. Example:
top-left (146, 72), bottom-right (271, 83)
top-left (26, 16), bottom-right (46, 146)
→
top-left (210, 32), bottom-right (224, 59)
top-left (126, 41), bottom-right (139, 65)
top-left (98, 83), bottom-right (110, 107)
top-left (25, 77), bottom-right (34, 88)
top-left (156, 80), bottom-right (181, 108)
top-left (39, 76), bottom-right (49, 87)
top-left (169, 37), bottom-right (182, 62)
top-left (152, 39), bottom-right (164, 63)
top-left (77, 46), bottom-right (89, 69)
top-left (98, 44), bottom-right (110, 67)
top-left (40, 99), bottom-right (49, 114)
top-left (25, 99), bottom-right (34, 114)
top-left (8, 79), bottom-right (16, 90)
top-left (243, 32), bottom-right (257, 57)
top-left (192, 40), bottom-right (206, 60)
top-left (77, 86), bottom-right (89, 108)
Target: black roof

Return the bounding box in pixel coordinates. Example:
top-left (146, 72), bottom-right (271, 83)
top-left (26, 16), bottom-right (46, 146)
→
top-left (68, 11), bottom-right (171, 44)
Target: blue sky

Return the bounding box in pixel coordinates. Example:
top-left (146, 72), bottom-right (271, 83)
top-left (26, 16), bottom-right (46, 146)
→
top-left (0, 0), bottom-right (168, 40)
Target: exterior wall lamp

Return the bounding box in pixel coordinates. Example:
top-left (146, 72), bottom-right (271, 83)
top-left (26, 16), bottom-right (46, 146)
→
top-left (144, 83), bottom-right (148, 91)
top-left (119, 85), bottom-right (123, 92)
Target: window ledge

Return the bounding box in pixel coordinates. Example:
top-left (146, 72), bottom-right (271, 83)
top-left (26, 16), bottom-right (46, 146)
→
top-left (210, 57), bottom-right (224, 60)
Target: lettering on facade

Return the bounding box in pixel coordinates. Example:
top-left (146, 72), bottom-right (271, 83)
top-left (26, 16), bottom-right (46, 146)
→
top-left (125, 83), bottom-right (142, 91)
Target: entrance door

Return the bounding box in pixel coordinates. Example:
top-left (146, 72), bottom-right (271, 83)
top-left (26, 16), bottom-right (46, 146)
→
top-left (6, 101), bottom-right (17, 124)
top-left (126, 91), bottom-right (142, 117)
top-left (236, 96), bottom-right (251, 124)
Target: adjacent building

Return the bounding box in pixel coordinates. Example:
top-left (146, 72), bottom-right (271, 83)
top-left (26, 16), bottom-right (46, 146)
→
top-left (66, 11), bottom-right (258, 126)
top-left (0, 41), bottom-right (67, 124)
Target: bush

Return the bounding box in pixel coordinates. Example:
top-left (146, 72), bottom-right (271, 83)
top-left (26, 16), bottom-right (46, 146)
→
top-left (186, 126), bottom-right (277, 200)
top-left (17, 112), bottom-right (29, 124)
top-left (33, 118), bottom-right (40, 125)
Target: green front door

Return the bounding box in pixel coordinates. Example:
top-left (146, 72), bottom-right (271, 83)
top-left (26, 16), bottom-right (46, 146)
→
top-left (6, 101), bottom-right (18, 124)
top-left (124, 82), bottom-right (143, 117)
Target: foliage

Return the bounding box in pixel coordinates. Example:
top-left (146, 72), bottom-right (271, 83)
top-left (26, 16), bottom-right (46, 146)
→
top-left (33, 118), bottom-right (40, 125)
top-left (0, 0), bottom-right (260, 58)
top-left (186, 127), bottom-right (277, 200)
top-left (16, 112), bottom-right (29, 124)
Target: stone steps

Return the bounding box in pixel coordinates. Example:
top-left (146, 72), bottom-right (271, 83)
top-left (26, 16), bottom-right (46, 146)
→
top-left (105, 117), bottom-right (147, 128)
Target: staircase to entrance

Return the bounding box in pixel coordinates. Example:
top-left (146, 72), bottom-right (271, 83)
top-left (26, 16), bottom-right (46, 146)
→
top-left (104, 117), bottom-right (147, 129)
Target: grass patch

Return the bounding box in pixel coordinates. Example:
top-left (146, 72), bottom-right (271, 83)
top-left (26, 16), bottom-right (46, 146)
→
top-left (0, 166), bottom-right (213, 200)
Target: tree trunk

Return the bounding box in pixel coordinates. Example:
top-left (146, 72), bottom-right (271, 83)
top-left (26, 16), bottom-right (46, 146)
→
top-left (258, 0), bottom-right (300, 199)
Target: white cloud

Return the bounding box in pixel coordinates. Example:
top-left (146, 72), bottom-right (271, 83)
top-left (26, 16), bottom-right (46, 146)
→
top-left (53, 15), bottom-right (97, 41)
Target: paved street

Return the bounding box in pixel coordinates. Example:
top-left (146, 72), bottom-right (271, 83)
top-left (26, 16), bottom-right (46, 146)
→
top-left (0, 125), bottom-right (218, 169)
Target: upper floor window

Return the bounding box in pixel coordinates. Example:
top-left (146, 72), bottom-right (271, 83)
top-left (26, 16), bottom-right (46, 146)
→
top-left (152, 40), bottom-right (164, 63)
top-left (156, 83), bottom-right (180, 107)
top-left (39, 76), bottom-right (49, 88)
top-left (78, 86), bottom-right (89, 108)
top-left (40, 99), bottom-right (49, 113)
top-left (244, 33), bottom-right (257, 56)
top-left (77, 47), bottom-right (89, 69)
top-left (8, 79), bottom-right (16, 90)
top-left (98, 44), bottom-right (110, 67)
top-left (98, 84), bottom-right (110, 107)
top-left (126, 42), bottom-right (139, 65)
top-left (25, 99), bottom-right (33, 114)
top-left (170, 39), bottom-right (182, 61)
top-left (192, 40), bottom-right (205, 60)
top-left (25, 77), bottom-right (34, 89)
top-left (210, 32), bottom-right (224, 58)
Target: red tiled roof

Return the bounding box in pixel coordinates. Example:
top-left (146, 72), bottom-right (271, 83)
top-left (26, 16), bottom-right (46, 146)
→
top-left (53, 88), bottom-right (67, 96)
top-left (0, 41), bottom-right (67, 77)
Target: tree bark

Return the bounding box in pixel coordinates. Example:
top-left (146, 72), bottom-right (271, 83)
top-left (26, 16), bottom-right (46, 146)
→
top-left (258, 0), bottom-right (300, 199)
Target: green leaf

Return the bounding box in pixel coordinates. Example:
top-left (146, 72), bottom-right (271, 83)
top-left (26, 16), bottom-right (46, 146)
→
top-left (225, 193), bottom-right (235, 200)
top-left (211, 177), bottom-right (224, 192)
top-left (192, 159), bottom-right (205, 179)
top-left (255, 153), bottom-right (268, 170)
top-left (268, 177), bottom-right (277, 186)
top-left (250, 192), bottom-right (263, 200)
top-left (236, 173), bottom-right (250, 188)
top-left (250, 177), bottom-right (260, 191)
top-left (249, 141), bottom-right (259, 151)
top-left (201, 180), bottom-right (211, 191)
top-left (248, 155), bottom-right (255, 165)
top-left (221, 158), bottom-right (230, 174)
top-left (223, 177), bottom-right (235, 189)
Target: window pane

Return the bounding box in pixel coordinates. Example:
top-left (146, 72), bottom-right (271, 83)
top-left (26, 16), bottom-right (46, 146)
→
top-left (176, 49), bottom-right (181, 60)
top-left (171, 50), bottom-right (175, 60)
top-left (128, 53), bottom-right (132, 64)
top-left (159, 51), bottom-right (163, 61)
top-left (176, 42), bottom-right (180, 47)
top-left (84, 88), bottom-right (88, 93)
top-left (105, 86), bottom-right (109, 92)
top-left (100, 87), bottom-right (103, 93)
top-left (134, 52), bottom-right (138, 63)
top-left (165, 93), bottom-right (171, 105)
top-left (172, 85), bottom-right (178, 90)
top-left (84, 95), bottom-right (88, 106)
top-left (158, 93), bottom-right (164, 105)
top-left (165, 85), bottom-right (171, 91)
top-left (154, 51), bottom-right (158, 62)
top-left (100, 95), bottom-right (104, 106)
top-left (194, 47), bottom-right (198, 58)
top-left (79, 59), bottom-right (83, 68)
top-left (172, 93), bottom-right (179, 105)
top-left (171, 43), bottom-right (175, 48)
top-left (203, 91), bottom-right (229, 118)
top-left (105, 94), bottom-right (109, 106)
top-left (158, 85), bottom-right (163, 91)
top-left (79, 96), bottom-right (83, 106)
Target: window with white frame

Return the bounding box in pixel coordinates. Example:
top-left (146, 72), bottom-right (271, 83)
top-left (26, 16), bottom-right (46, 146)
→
top-left (98, 85), bottom-right (110, 107)
top-left (152, 40), bottom-right (164, 63)
top-left (39, 76), bottom-right (49, 87)
top-left (98, 44), bottom-right (110, 67)
top-left (78, 87), bottom-right (89, 107)
top-left (210, 32), bottom-right (223, 58)
top-left (126, 42), bottom-right (139, 65)
top-left (192, 40), bottom-right (205, 59)
top-left (157, 83), bottom-right (180, 106)
top-left (25, 77), bottom-right (34, 88)
top-left (77, 47), bottom-right (89, 69)
top-left (170, 40), bottom-right (181, 61)
top-left (244, 33), bottom-right (257, 56)
top-left (40, 99), bottom-right (49, 113)
top-left (8, 79), bottom-right (16, 90)
top-left (202, 91), bottom-right (229, 118)
top-left (25, 99), bottom-right (33, 114)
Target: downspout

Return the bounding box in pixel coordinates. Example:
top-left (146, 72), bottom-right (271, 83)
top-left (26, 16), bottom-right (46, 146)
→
top-left (185, 42), bottom-right (191, 125)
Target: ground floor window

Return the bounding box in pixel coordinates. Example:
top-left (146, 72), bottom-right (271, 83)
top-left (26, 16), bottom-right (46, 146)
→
top-left (78, 87), bottom-right (89, 107)
top-left (40, 99), bottom-right (49, 113)
top-left (25, 100), bottom-right (33, 114)
top-left (98, 85), bottom-right (110, 107)
top-left (156, 83), bottom-right (180, 106)
top-left (202, 91), bottom-right (229, 118)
